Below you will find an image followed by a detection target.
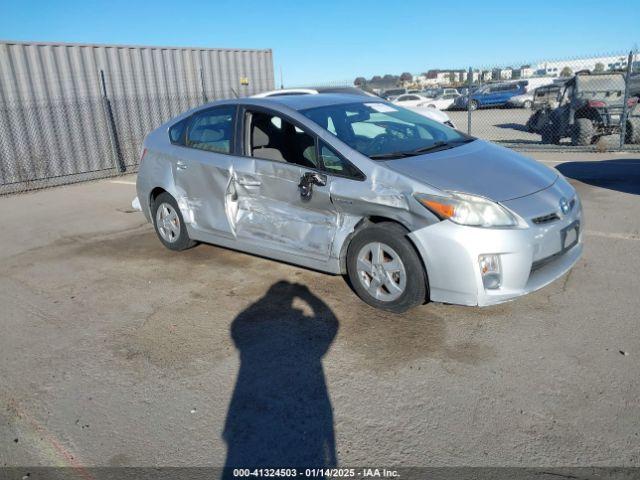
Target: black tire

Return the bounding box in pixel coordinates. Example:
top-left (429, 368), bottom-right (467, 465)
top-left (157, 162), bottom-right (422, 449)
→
top-left (152, 192), bottom-right (197, 251)
top-left (346, 222), bottom-right (427, 313)
top-left (526, 111), bottom-right (540, 132)
top-left (523, 100), bottom-right (532, 109)
top-left (625, 117), bottom-right (640, 144)
top-left (571, 118), bottom-right (594, 146)
top-left (541, 124), bottom-right (560, 144)
top-left (469, 100), bottom-right (479, 111)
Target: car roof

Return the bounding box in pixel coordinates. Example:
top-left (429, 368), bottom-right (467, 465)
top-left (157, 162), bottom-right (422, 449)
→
top-left (250, 93), bottom-right (376, 111)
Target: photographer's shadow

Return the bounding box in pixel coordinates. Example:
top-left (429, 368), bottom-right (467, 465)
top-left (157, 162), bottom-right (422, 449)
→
top-left (223, 281), bottom-right (339, 469)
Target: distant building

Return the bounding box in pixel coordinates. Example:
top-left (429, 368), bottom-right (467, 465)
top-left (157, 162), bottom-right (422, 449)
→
top-left (492, 68), bottom-right (513, 80)
top-left (481, 70), bottom-right (493, 82)
top-left (513, 65), bottom-right (533, 79)
top-left (535, 55), bottom-right (631, 75)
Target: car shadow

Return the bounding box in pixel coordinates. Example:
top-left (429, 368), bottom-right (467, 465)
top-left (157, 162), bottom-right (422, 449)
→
top-left (222, 281), bottom-right (339, 473)
top-left (495, 122), bottom-right (529, 132)
top-left (556, 159), bottom-right (640, 195)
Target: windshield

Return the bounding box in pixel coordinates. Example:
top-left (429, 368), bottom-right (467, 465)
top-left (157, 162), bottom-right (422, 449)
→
top-left (383, 89), bottom-right (405, 96)
top-left (301, 101), bottom-right (472, 160)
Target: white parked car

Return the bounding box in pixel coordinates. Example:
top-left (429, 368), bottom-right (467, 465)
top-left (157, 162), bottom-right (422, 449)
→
top-left (392, 94), bottom-right (433, 108)
top-left (422, 93), bottom-right (461, 111)
top-left (406, 106), bottom-right (456, 129)
top-left (506, 92), bottom-right (534, 109)
top-left (252, 87), bottom-right (379, 98)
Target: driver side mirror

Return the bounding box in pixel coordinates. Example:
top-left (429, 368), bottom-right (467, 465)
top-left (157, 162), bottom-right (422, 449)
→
top-left (303, 171), bottom-right (327, 187)
top-left (298, 171), bottom-right (327, 200)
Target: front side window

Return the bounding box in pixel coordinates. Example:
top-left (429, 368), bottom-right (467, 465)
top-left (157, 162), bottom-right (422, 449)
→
top-left (302, 102), bottom-right (471, 160)
top-left (185, 106), bottom-right (235, 154)
top-left (247, 110), bottom-right (318, 168)
top-left (319, 141), bottom-right (363, 179)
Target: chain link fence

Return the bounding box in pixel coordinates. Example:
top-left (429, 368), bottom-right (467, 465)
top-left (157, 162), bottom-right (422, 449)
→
top-left (2, 48), bottom-right (638, 195)
top-left (0, 41), bottom-right (273, 195)
top-left (317, 51), bottom-right (640, 152)
top-left (0, 89), bottom-right (210, 194)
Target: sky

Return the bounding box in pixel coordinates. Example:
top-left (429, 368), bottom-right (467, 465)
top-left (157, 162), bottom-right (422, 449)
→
top-left (0, 0), bottom-right (637, 86)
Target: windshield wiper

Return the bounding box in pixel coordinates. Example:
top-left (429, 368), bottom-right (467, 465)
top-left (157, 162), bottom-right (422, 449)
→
top-left (403, 138), bottom-right (476, 156)
top-left (369, 138), bottom-right (475, 160)
top-left (369, 151), bottom-right (413, 160)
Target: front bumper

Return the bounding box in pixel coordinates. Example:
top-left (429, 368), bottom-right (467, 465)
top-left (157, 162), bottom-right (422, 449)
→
top-left (408, 194), bottom-right (583, 307)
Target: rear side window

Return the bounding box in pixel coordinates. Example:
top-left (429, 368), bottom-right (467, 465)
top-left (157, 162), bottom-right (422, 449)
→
top-left (185, 106), bottom-right (235, 154)
top-left (169, 118), bottom-right (187, 145)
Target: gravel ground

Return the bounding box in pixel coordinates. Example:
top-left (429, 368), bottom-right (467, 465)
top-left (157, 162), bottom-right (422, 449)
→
top-left (1, 151), bottom-right (639, 472)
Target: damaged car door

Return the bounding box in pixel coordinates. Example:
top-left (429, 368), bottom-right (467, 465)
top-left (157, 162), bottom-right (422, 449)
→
top-left (171, 105), bottom-right (237, 237)
top-left (228, 108), bottom-right (339, 262)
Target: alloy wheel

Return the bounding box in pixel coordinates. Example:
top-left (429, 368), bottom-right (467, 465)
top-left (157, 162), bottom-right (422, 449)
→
top-left (356, 242), bottom-right (407, 302)
top-left (155, 202), bottom-right (181, 243)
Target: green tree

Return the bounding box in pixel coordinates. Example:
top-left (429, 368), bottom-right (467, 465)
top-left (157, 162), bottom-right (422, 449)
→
top-left (560, 66), bottom-right (573, 77)
top-left (594, 62), bottom-right (605, 73)
top-left (354, 77), bottom-right (367, 87)
top-left (399, 72), bottom-right (413, 83)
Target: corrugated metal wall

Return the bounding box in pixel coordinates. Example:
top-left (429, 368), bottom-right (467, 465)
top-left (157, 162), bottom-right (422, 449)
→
top-left (0, 40), bottom-right (274, 192)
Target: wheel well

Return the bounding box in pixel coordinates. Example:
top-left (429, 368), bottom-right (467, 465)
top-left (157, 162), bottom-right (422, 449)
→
top-left (149, 187), bottom-right (167, 208)
top-left (575, 108), bottom-right (600, 122)
top-left (339, 216), bottom-right (430, 303)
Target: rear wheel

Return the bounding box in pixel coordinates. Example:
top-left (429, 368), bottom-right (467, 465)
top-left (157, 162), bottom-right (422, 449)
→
top-left (346, 222), bottom-right (427, 313)
top-left (469, 100), bottom-right (479, 111)
top-left (571, 118), bottom-right (594, 146)
top-left (625, 117), bottom-right (640, 144)
top-left (523, 100), bottom-right (532, 109)
top-left (152, 192), bottom-right (196, 251)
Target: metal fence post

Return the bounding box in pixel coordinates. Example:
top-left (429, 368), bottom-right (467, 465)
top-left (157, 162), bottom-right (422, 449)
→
top-left (200, 67), bottom-right (208, 103)
top-left (99, 70), bottom-right (126, 172)
top-left (467, 66), bottom-right (473, 135)
top-left (619, 51), bottom-right (634, 148)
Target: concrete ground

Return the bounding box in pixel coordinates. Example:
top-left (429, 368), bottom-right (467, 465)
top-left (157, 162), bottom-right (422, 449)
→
top-left (449, 108), bottom-right (538, 144)
top-left (1, 151), bottom-right (639, 471)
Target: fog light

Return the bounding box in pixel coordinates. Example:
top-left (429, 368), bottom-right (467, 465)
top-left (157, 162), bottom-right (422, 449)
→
top-left (479, 254), bottom-right (501, 289)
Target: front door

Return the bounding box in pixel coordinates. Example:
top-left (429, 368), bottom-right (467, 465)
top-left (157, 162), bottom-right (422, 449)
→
top-left (228, 108), bottom-right (339, 261)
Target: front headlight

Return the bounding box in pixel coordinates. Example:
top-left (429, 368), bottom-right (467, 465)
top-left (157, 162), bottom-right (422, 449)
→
top-left (415, 192), bottom-right (521, 228)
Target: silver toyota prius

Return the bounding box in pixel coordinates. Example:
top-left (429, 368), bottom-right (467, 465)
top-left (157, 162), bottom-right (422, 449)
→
top-left (135, 93), bottom-right (583, 312)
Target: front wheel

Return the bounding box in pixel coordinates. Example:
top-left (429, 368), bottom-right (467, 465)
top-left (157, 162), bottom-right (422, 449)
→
top-left (523, 100), bottom-right (532, 109)
top-left (469, 100), bottom-right (479, 111)
top-left (346, 222), bottom-right (427, 313)
top-left (571, 118), bottom-right (594, 146)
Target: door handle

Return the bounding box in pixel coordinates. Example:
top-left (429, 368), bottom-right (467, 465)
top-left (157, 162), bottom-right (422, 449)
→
top-left (176, 161), bottom-right (188, 170)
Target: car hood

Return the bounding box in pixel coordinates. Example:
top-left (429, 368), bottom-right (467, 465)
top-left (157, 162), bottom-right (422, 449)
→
top-left (383, 139), bottom-right (558, 202)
